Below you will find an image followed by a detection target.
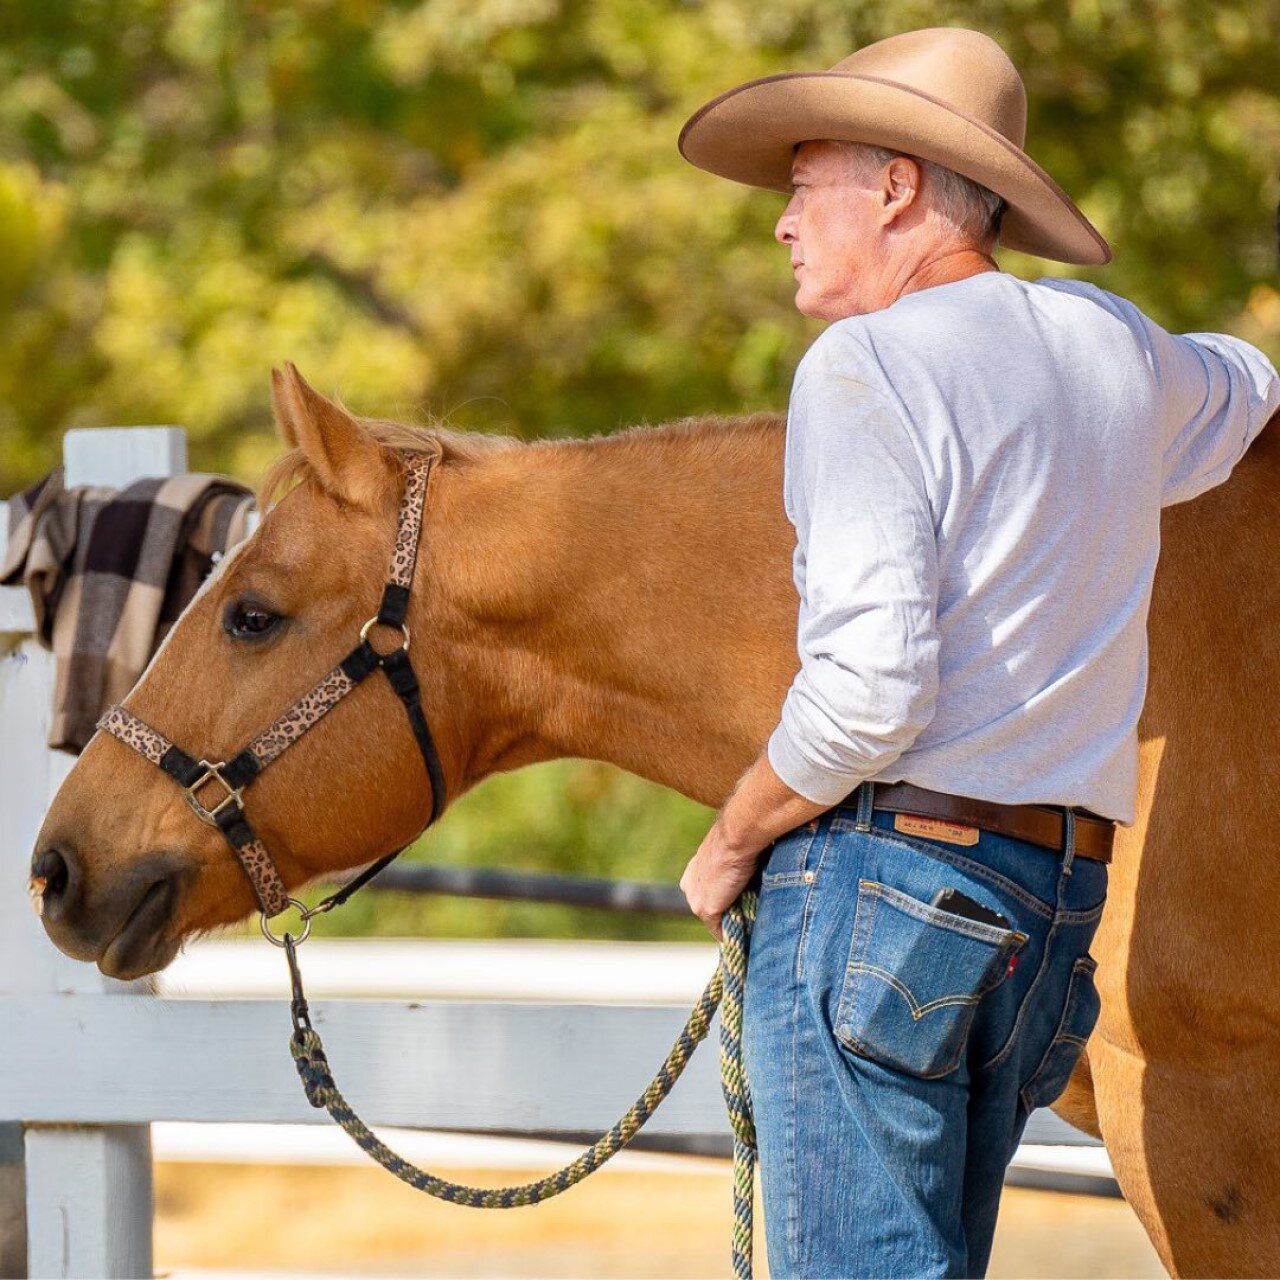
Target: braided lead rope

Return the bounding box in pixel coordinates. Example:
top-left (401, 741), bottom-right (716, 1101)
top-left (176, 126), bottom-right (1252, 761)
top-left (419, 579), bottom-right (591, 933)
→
top-left (719, 891), bottom-right (758, 1279)
top-left (284, 890), bottom-right (760, 1274)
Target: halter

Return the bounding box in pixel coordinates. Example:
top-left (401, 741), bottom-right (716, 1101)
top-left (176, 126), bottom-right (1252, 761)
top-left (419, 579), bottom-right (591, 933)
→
top-left (95, 450), bottom-right (447, 920)
top-left (94, 447), bottom-right (764, 1276)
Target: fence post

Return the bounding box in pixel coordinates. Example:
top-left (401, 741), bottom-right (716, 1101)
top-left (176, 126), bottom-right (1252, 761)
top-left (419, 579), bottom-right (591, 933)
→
top-left (0, 426), bottom-right (185, 1279)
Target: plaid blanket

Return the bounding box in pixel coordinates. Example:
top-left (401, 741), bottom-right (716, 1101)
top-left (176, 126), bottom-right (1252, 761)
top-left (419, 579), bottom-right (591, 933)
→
top-left (2, 467), bottom-right (254, 752)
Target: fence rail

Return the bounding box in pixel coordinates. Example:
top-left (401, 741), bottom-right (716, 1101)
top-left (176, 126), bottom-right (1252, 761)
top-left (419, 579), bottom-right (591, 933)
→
top-left (353, 861), bottom-right (693, 915)
top-left (0, 428), bottom-right (1103, 1279)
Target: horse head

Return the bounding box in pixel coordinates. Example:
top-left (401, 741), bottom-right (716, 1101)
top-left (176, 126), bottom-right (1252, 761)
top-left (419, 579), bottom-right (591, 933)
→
top-left (30, 365), bottom-right (463, 978)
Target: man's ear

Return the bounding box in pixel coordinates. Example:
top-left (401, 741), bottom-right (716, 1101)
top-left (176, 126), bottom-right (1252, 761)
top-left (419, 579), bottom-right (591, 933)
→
top-left (269, 363), bottom-right (393, 508)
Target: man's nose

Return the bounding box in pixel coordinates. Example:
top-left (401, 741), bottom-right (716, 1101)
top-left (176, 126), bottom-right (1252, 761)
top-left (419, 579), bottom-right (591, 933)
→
top-left (775, 200), bottom-right (799, 245)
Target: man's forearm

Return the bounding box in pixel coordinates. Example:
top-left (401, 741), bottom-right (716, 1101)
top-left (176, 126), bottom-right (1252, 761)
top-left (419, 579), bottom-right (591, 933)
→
top-left (679, 747), bottom-right (838, 939)
top-left (718, 750), bottom-right (832, 856)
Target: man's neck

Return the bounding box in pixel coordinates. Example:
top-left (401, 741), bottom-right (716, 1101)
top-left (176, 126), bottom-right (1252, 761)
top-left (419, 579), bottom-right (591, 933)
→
top-left (894, 245), bottom-right (1000, 302)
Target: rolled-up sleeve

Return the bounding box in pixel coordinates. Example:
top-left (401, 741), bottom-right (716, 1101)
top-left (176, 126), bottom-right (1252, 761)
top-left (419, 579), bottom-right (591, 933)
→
top-left (767, 341), bottom-right (941, 805)
top-left (1155, 328), bottom-right (1280, 507)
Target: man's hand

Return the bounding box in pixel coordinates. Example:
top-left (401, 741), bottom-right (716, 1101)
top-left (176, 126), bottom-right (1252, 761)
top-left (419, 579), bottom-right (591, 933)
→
top-left (679, 818), bottom-right (763, 942)
top-left (680, 750), bottom-right (832, 940)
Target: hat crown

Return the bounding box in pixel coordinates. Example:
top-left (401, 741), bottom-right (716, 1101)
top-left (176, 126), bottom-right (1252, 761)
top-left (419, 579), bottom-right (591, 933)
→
top-left (831, 28), bottom-right (1027, 147)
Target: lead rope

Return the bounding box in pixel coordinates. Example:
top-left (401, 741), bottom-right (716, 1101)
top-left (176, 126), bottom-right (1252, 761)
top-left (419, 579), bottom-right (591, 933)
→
top-left (282, 889), bottom-right (759, 1278)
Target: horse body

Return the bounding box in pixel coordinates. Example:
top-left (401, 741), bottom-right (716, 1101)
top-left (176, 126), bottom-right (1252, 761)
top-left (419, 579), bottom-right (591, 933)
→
top-left (32, 368), bottom-right (1280, 1274)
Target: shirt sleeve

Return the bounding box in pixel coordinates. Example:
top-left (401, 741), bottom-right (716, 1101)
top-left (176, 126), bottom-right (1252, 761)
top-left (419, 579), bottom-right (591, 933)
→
top-left (1155, 328), bottom-right (1280, 507)
top-left (767, 338), bottom-right (941, 805)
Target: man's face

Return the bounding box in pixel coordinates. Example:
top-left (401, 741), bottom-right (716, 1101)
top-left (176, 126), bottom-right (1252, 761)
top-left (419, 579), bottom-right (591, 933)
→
top-left (775, 140), bottom-right (882, 321)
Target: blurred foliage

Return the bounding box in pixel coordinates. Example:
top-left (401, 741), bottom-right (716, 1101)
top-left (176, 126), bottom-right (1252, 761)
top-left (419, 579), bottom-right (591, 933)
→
top-left (1, 0), bottom-right (1276, 492)
top-left (2, 0), bottom-right (1277, 938)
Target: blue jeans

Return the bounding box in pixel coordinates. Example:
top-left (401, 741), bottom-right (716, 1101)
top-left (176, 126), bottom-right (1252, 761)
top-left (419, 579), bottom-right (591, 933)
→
top-left (742, 780), bottom-right (1107, 1278)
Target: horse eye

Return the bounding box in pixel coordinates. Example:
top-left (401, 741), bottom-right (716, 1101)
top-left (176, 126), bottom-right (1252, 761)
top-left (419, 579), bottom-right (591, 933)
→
top-left (224, 600), bottom-right (283, 641)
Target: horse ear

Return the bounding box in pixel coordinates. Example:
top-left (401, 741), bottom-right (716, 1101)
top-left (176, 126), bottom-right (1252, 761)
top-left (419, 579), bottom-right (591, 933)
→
top-left (270, 366), bottom-right (299, 448)
top-left (269, 363), bottom-right (392, 508)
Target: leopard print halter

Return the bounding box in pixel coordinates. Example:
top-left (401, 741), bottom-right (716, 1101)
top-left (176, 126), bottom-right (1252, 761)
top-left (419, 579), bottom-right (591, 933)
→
top-left (96, 451), bottom-right (446, 918)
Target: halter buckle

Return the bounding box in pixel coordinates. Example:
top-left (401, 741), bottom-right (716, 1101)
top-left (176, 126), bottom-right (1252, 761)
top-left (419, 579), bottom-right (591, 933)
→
top-left (183, 760), bottom-right (244, 826)
top-left (359, 614), bottom-right (411, 655)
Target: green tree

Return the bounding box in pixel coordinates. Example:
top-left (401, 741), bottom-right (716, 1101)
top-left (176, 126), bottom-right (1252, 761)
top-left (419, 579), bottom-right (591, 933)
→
top-left (0, 0), bottom-right (1275, 493)
top-left (2, 1), bottom-right (1276, 938)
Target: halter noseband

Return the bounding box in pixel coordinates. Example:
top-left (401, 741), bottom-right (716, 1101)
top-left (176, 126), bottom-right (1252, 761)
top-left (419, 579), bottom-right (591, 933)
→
top-left (95, 450), bottom-right (446, 918)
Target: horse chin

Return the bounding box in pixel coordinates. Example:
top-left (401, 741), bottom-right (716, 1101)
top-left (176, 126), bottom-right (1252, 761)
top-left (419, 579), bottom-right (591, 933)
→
top-left (98, 875), bottom-right (183, 980)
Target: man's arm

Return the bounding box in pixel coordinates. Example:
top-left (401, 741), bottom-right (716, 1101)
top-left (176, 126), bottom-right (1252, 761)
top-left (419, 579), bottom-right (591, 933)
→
top-left (682, 336), bottom-right (941, 937)
top-left (1154, 325), bottom-right (1280, 507)
top-left (680, 752), bottom-right (830, 940)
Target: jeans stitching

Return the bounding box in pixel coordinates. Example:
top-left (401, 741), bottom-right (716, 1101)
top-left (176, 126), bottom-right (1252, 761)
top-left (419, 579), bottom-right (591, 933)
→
top-left (1015, 952), bottom-right (1100, 1109)
top-left (979, 913), bottom-right (1063, 1074)
top-left (846, 825), bottom-right (1057, 919)
top-left (980, 849), bottom-right (1084, 1075)
top-left (785, 902), bottom-right (803, 1271)
top-left (794, 825), bottom-right (833, 981)
top-left (1054, 901), bottom-right (1107, 924)
top-left (861, 880), bottom-right (1030, 946)
top-left (844, 963), bottom-right (984, 1016)
top-left (834, 881), bottom-right (880, 1033)
top-left (761, 871), bottom-right (811, 887)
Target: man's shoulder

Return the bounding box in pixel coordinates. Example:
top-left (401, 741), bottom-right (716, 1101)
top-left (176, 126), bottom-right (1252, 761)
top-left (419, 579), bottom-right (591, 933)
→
top-left (797, 275), bottom-right (1147, 377)
top-left (793, 316), bottom-right (884, 390)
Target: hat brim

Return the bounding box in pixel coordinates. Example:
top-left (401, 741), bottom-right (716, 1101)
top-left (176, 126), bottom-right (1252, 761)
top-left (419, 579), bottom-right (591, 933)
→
top-left (678, 72), bottom-right (1111, 267)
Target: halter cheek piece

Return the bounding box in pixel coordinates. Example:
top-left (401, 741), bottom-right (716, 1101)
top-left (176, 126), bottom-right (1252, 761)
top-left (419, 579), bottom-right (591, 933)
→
top-left (96, 451), bottom-right (447, 920)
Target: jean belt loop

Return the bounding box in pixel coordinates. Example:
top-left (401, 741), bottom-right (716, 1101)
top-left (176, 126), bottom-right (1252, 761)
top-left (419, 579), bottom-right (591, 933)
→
top-left (855, 779), bottom-right (876, 832)
top-left (1062, 806), bottom-right (1076, 879)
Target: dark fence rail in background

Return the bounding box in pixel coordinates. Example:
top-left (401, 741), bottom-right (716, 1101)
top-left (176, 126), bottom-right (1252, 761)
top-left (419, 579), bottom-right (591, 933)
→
top-left (344, 862), bottom-right (691, 916)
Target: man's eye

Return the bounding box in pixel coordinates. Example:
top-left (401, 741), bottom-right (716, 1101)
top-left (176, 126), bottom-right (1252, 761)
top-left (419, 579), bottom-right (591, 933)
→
top-left (224, 600), bottom-right (283, 640)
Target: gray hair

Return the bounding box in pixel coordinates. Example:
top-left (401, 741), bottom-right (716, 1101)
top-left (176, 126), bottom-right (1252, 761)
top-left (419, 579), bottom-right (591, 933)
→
top-left (833, 141), bottom-right (1007, 245)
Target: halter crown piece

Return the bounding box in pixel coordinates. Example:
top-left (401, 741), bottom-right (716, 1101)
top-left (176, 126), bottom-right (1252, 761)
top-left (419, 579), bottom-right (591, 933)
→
top-left (96, 450), bottom-right (447, 920)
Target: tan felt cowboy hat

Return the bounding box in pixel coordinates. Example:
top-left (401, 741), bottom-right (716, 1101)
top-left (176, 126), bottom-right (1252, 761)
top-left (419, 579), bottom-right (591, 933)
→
top-left (678, 27), bottom-right (1111, 266)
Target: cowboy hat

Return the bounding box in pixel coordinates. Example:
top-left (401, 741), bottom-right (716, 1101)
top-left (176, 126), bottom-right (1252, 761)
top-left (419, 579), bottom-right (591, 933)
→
top-left (678, 27), bottom-right (1111, 266)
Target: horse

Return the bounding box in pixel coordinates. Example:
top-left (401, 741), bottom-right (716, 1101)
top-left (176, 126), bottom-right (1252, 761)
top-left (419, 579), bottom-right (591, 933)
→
top-left (30, 363), bottom-right (1280, 1276)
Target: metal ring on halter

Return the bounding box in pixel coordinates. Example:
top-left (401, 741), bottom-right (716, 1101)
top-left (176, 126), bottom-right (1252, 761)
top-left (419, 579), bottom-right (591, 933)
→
top-left (260, 898), bottom-right (313, 947)
top-left (359, 615), bottom-right (411, 654)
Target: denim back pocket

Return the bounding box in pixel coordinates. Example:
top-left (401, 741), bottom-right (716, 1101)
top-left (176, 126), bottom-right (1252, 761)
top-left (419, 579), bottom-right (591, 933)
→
top-left (1019, 953), bottom-right (1101, 1113)
top-left (835, 879), bottom-right (1027, 1079)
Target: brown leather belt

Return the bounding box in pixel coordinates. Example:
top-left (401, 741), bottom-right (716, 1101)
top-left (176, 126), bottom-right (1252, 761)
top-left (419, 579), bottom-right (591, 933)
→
top-left (851, 780), bottom-right (1115, 863)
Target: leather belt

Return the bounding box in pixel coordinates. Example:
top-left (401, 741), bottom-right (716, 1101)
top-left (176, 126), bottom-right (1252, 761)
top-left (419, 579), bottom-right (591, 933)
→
top-left (851, 780), bottom-right (1115, 863)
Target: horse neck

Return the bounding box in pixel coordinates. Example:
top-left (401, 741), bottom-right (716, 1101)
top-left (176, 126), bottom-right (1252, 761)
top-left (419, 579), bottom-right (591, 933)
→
top-left (418, 418), bottom-right (798, 808)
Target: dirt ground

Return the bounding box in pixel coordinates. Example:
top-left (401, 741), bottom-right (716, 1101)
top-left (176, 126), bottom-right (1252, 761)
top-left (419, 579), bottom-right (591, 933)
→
top-left (154, 1161), bottom-right (1167, 1278)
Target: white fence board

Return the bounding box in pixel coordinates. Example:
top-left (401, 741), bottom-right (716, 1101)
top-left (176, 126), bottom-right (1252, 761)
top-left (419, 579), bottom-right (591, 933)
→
top-left (0, 995), bottom-right (724, 1135)
top-left (0, 992), bottom-right (1096, 1145)
top-left (63, 427), bottom-right (186, 488)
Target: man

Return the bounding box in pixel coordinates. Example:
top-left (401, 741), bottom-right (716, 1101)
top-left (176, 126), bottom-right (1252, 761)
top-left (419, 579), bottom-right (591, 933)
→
top-left (675, 26), bottom-right (1280, 1278)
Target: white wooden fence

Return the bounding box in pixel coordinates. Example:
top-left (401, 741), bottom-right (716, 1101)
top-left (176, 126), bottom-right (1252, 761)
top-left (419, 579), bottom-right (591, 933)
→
top-left (0, 428), bottom-right (1098, 1279)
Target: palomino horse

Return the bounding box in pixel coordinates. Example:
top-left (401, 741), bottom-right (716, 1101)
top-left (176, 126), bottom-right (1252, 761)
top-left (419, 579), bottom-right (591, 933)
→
top-left (31, 366), bottom-right (1280, 1276)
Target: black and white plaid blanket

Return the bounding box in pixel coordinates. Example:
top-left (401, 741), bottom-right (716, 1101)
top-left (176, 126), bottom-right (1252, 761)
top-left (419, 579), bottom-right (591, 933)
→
top-left (2, 467), bottom-right (254, 751)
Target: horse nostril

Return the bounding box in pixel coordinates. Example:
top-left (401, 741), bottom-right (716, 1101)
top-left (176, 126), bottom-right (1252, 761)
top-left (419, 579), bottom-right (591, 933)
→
top-left (30, 848), bottom-right (73, 917)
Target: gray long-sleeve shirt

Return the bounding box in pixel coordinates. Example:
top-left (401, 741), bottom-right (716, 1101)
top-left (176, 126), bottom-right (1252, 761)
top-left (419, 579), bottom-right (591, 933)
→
top-left (766, 271), bottom-right (1280, 824)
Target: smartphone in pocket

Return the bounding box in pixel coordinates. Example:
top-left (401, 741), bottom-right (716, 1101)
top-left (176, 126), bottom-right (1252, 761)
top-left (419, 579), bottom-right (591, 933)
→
top-left (931, 886), bottom-right (1011, 931)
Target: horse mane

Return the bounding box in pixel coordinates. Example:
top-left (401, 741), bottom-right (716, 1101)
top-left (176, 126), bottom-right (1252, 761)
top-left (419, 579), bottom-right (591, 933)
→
top-left (258, 406), bottom-right (784, 507)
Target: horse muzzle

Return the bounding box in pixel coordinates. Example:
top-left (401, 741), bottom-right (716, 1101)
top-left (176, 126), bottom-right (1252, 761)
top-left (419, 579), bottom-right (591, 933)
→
top-left (29, 842), bottom-right (187, 978)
